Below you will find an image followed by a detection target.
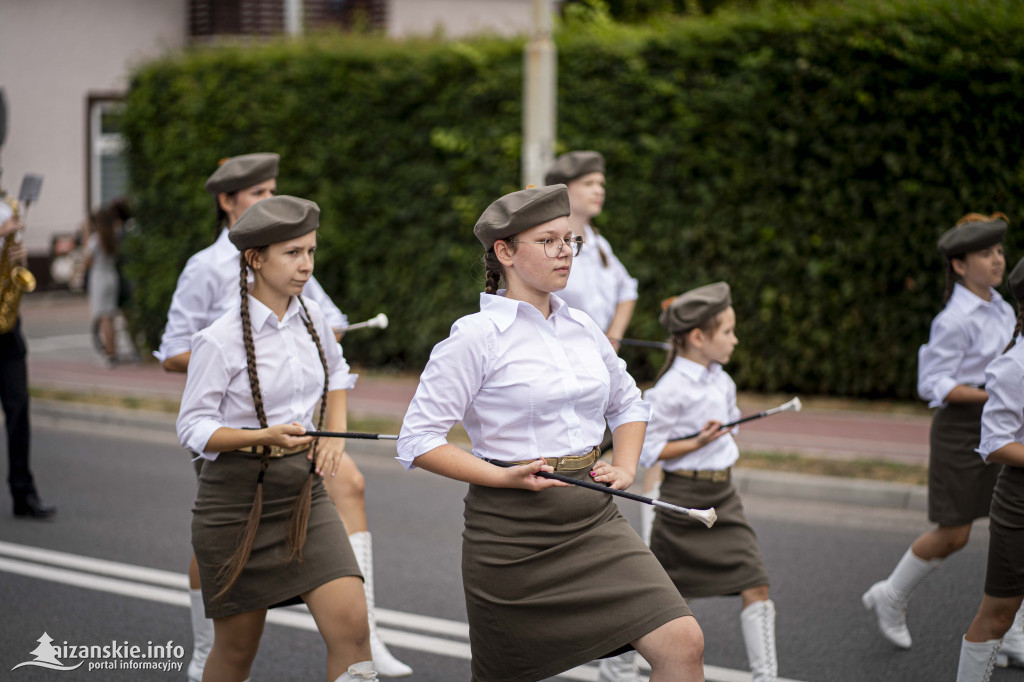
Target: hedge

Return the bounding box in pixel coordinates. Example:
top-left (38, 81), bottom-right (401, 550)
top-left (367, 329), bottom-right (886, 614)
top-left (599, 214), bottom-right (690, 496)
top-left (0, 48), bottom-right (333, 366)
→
top-left (121, 0), bottom-right (1024, 399)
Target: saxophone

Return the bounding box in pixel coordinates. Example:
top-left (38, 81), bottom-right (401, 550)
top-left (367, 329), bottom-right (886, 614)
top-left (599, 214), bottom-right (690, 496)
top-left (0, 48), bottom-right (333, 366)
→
top-left (0, 191), bottom-right (36, 333)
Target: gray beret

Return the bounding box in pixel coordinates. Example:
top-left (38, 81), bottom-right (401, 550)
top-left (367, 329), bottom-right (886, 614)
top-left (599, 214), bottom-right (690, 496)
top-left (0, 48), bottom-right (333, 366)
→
top-left (544, 151), bottom-right (605, 186)
top-left (1009, 256), bottom-right (1024, 304)
top-left (229, 195), bottom-right (319, 251)
top-left (937, 218), bottom-right (1006, 257)
top-left (474, 185), bottom-right (570, 250)
top-left (659, 282), bottom-right (732, 334)
top-left (205, 153), bottom-right (280, 196)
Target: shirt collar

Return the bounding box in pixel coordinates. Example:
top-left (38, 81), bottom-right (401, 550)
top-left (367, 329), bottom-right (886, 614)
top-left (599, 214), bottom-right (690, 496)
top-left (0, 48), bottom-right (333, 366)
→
top-left (247, 295), bottom-right (303, 331)
top-left (950, 282), bottom-right (1004, 314)
top-left (479, 291), bottom-right (576, 332)
top-left (672, 355), bottom-right (719, 382)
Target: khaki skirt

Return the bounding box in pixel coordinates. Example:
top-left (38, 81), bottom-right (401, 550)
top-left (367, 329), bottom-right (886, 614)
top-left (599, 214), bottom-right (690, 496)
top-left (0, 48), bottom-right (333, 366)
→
top-left (650, 470), bottom-right (769, 599)
top-left (985, 465), bottom-right (1024, 598)
top-left (193, 451), bottom-right (361, 619)
top-left (928, 402), bottom-right (1000, 525)
top-left (462, 464), bottom-right (692, 682)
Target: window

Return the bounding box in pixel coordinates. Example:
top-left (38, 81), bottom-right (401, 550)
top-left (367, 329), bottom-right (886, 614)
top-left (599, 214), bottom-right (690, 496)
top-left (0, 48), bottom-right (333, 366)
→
top-left (88, 98), bottom-right (127, 214)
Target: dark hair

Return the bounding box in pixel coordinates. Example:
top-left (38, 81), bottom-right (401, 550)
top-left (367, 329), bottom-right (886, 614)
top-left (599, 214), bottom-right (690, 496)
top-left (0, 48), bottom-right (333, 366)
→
top-left (1005, 305), bottom-right (1024, 354)
top-left (589, 225), bottom-right (610, 268)
top-left (90, 206), bottom-right (120, 256)
top-left (653, 311), bottom-right (727, 382)
top-left (483, 240), bottom-right (519, 294)
top-left (213, 191), bottom-right (237, 241)
top-left (212, 249), bottom-right (328, 601)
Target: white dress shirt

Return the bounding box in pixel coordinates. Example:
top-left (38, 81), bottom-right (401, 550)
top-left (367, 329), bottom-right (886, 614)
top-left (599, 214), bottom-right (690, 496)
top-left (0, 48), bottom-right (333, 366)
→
top-left (917, 283), bottom-right (1015, 408)
top-left (639, 356), bottom-right (741, 471)
top-left (177, 296), bottom-right (357, 460)
top-left (155, 228), bottom-right (347, 362)
top-left (397, 291), bottom-right (651, 470)
top-left (978, 341), bottom-right (1024, 461)
top-left (556, 224), bottom-right (639, 331)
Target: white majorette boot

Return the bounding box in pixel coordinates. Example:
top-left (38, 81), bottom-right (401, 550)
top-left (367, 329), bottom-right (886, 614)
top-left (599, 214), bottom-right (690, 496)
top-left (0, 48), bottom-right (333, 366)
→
top-left (187, 588), bottom-right (213, 682)
top-left (348, 531), bottom-right (413, 678)
top-left (334, 660), bottom-right (378, 681)
top-left (996, 605), bottom-right (1024, 668)
top-left (861, 548), bottom-right (942, 649)
top-left (956, 637), bottom-right (1001, 682)
top-left (741, 599), bottom-right (778, 682)
top-left (596, 651), bottom-right (639, 682)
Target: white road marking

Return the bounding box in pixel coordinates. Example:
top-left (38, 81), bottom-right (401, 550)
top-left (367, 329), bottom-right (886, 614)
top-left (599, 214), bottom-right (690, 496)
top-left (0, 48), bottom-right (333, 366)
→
top-left (0, 540), bottom-right (807, 681)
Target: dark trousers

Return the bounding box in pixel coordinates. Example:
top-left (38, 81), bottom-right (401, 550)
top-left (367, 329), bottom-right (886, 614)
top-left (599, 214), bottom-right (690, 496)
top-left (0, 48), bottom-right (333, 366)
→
top-left (0, 318), bottom-right (34, 497)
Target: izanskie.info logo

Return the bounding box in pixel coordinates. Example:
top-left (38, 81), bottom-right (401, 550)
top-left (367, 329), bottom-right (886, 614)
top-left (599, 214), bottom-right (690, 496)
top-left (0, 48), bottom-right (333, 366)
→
top-left (11, 632), bottom-right (184, 674)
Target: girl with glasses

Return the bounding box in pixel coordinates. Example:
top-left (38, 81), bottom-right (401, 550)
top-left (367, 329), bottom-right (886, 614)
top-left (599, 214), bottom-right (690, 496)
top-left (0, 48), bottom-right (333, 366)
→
top-left (397, 184), bottom-right (705, 682)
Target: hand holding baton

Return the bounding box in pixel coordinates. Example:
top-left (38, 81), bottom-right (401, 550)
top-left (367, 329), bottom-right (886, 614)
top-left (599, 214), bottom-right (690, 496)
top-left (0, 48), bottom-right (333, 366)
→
top-left (671, 397), bottom-right (803, 441)
top-left (489, 459), bottom-right (717, 528)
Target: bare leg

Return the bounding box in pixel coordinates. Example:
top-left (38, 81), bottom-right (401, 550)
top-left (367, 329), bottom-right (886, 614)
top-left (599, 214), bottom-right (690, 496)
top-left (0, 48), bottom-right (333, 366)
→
top-left (303, 576), bottom-right (372, 680)
top-left (912, 524), bottom-right (972, 560)
top-left (189, 554), bottom-right (201, 589)
top-left (324, 454), bottom-right (367, 533)
top-left (201, 609), bottom-right (266, 682)
top-left (741, 585), bottom-right (771, 609)
top-left (966, 595), bottom-right (1024, 643)
top-left (633, 615), bottom-right (705, 682)
top-left (98, 315), bottom-right (116, 358)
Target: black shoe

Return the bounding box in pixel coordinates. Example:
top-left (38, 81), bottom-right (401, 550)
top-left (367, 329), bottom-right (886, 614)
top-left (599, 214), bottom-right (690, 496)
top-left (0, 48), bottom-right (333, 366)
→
top-left (13, 493), bottom-right (56, 519)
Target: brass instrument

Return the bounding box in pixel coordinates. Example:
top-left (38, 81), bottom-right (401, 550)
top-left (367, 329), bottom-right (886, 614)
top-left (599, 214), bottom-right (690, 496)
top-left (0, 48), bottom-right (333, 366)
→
top-left (0, 191), bottom-right (37, 334)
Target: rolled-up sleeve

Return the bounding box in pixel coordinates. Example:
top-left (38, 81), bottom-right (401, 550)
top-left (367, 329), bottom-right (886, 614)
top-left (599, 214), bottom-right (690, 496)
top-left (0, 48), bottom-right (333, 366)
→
top-left (155, 259), bottom-right (217, 362)
top-left (597, 325), bottom-right (651, 431)
top-left (639, 385), bottom-right (682, 469)
top-left (978, 353), bottom-right (1024, 460)
top-left (397, 321), bottom-right (487, 470)
top-left (176, 332), bottom-right (232, 457)
top-left (918, 315), bottom-right (967, 408)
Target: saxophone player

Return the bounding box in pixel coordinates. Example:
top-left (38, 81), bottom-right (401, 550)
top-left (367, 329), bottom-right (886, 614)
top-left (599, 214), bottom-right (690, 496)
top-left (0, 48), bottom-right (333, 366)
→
top-left (0, 207), bottom-right (55, 518)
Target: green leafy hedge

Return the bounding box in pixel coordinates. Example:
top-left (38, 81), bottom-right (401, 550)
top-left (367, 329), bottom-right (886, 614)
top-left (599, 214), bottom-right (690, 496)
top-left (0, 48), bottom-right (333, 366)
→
top-left (122, 0), bottom-right (1024, 398)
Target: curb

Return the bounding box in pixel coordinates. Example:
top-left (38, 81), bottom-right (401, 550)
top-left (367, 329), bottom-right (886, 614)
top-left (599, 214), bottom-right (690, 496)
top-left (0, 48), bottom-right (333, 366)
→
top-left (29, 399), bottom-right (928, 513)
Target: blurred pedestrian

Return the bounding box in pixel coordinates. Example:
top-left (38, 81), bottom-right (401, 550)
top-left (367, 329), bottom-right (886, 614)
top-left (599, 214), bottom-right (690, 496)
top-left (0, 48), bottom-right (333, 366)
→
top-left (0, 205), bottom-right (55, 518)
top-left (157, 153), bottom-right (410, 680)
top-left (82, 198), bottom-right (129, 366)
top-left (863, 213), bottom-right (1018, 652)
top-left (176, 196), bottom-right (376, 682)
top-left (398, 185), bottom-right (705, 682)
top-left (953, 255), bottom-right (1024, 680)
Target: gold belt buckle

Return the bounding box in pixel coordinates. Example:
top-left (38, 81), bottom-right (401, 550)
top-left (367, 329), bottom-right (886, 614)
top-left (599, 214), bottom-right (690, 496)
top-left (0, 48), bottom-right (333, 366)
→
top-left (267, 446), bottom-right (286, 458)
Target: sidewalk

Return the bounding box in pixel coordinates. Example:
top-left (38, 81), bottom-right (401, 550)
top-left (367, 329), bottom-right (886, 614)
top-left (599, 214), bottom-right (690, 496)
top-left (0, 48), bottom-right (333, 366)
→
top-left (17, 291), bottom-right (932, 510)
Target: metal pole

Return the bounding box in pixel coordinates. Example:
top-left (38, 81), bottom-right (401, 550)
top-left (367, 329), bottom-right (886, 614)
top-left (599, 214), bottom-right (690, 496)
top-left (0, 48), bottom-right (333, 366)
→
top-left (522, 0), bottom-right (557, 187)
top-left (285, 0), bottom-right (304, 36)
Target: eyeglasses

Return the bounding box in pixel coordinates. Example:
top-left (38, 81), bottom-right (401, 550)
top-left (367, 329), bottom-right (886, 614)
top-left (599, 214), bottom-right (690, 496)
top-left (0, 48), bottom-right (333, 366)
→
top-left (509, 235), bottom-right (584, 258)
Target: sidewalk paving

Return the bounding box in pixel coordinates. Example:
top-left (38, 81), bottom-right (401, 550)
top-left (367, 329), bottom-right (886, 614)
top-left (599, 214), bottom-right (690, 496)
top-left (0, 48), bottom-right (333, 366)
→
top-left (17, 291), bottom-right (932, 510)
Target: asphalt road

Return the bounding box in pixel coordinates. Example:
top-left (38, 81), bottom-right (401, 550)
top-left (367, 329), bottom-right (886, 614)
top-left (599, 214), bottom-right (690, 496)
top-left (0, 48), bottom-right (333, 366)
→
top-left (1, 416), bottom-right (1022, 682)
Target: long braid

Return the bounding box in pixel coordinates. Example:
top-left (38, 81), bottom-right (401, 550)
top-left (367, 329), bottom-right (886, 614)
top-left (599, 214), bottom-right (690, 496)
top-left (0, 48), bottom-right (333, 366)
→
top-left (484, 247), bottom-right (509, 294)
top-left (212, 251), bottom-right (269, 602)
top-left (942, 257), bottom-right (958, 304)
top-left (287, 294), bottom-right (330, 562)
top-left (1004, 306), bottom-right (1024, 354)
top-left (589, 225), bottom-right (610, 267)
top-left (654, 335), bottom-right (682, 382)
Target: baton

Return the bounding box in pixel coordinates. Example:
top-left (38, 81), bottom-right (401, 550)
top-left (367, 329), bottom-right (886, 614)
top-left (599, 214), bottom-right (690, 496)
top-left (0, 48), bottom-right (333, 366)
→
top-left (609, 337), bottom-right (672, 351)
top-left (304, 430), bottom-right (398, 440)
top-left (334, 313), bottom-right (388, 334)
top-left (489, 459), bottom-right (716, 528)
top-left (672, 397), bottom-right (803, 441)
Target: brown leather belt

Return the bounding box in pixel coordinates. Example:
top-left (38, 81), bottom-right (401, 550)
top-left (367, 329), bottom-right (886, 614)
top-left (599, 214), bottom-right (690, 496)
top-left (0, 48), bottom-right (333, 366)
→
top-left (666, 467), bottom-right (731, 483)
top-left (495, 447), bottom-right (600, 471)
top-left (232, 444), bottom-right (310, 459)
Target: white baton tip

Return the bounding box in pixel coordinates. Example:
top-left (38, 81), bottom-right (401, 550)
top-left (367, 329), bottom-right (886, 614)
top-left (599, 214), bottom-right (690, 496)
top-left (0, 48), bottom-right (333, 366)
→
top-left (690, 507), bottom-right (717, 528)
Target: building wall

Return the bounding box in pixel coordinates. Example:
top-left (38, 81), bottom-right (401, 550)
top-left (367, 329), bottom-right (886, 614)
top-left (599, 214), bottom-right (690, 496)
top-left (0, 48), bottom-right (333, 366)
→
top-left (388, 0), bottom-right (534, 38)
top-left (0, 0), bottom-right (186, 254)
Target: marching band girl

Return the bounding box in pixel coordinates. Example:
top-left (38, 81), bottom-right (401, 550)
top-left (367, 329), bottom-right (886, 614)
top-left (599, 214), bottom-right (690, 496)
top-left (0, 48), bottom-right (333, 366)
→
top-left (176, 195), bottom-right (376, 682)
top-left (158, 154), bottom-right (410, 679)
top-left (954, 255), bottom-right (1024, 680)
top-left (397, 184), bottom-right (705, 682)
top-left (863, 214), bottom-right (1019, 657)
